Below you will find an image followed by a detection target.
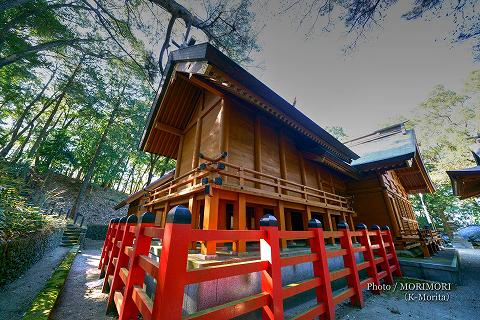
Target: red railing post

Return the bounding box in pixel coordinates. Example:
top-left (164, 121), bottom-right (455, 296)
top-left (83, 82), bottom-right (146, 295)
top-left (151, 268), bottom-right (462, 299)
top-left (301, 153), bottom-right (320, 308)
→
top-left (356, 223), bottom-right (380, 294)
top-left (102, 216), bottom-right (128, 293)
top-left (371, 224), bottom-right (394, 285)
top-left (107, 214), bottom-right (138, 313)
top-left (99, 218), bottom-right (119, 275)
top-left (152, 206), bottom-right (192, 320)
top-left (308, 219), bottom-right (335, 320)
top-left (338, 221), bottom-right (364, 308)
top-left (119, 212), bottom-right (156, 320)
top-left (259, 214), bottom-right (284, 320)
top-left (99, 218), bottom-right (114, 270)
top-left (382, 225), bottom-right (402, 277)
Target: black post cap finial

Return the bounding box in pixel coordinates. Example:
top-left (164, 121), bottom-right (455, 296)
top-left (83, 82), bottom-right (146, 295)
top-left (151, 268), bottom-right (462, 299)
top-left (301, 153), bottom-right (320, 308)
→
top-left (260, 214), bottom-right (278, 227)
top-left (140, 212), bottom-right (155, 223)
top-left (356, 223), bottom-right (368, 230)
top-left (308, 218), bottom-right (322, 229)
top-left (381, 225), bottom-right (390, 231)
top-left (166, 205), bottom-right (192, 224)
top-left (371, 224), bottom-right (381, 230)
top-left (127, 214), bottom-right (138, 223)
top-left (337, 220), bottom-right (349, 229)
top-left (119, 216), bottom-right (128, 223)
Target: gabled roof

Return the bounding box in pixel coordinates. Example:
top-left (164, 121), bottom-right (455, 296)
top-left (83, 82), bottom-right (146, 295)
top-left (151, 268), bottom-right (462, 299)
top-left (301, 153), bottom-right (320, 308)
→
top-left (346, 123), bottom-right (416, 170)
top-left (346, 123), bottom-right (435, 193)
top-left (140, 43), bottom-right (358, 163)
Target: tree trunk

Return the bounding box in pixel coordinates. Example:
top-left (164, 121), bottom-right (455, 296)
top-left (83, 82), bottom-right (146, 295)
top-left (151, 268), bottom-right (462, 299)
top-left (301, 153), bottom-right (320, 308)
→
top-left (69, 85), bottom-right (125, 219)
top-left (146, 154), bottom-right (160, 185)
top-left (29, 61), bottom-right (83, 162)
top-left (11, 122), bottom-right (35, 163)
top-left (0, 69), bottom-right (56, 157)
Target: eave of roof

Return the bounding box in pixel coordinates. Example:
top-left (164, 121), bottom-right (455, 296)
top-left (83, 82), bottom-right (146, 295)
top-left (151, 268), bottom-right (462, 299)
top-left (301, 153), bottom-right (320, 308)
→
top-left (447, 166), bottom-right (480, 199)
top-left (140, 43), bottom-right (358, 162)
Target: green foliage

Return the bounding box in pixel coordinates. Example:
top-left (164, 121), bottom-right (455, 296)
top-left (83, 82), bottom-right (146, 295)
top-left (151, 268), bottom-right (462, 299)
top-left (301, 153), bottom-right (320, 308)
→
top-left (0, 160), bottom-right (47, 241)
top-left (22, 246), bottom-right (78, 320)
top-left (405, 70), bottom-right (480, 229)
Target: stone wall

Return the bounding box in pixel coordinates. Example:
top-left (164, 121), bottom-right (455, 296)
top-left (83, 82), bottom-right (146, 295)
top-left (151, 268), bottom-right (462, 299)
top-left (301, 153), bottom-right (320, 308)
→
top-left (0, 227), bottom-right (63, 286)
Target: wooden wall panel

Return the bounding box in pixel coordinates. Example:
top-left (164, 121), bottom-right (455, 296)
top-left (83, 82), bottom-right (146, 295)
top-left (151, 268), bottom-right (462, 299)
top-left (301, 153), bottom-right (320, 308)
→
top-left (260, 118), bottom-right (280, 192)
top-left (200, 92), bottom-right (222, 158)
top-left (179, 125), bottom-right (195, 175)
top-left (283, 135), bottom-right (302, 196)
top-left (304, 160), bottom-right (319, 189)
top-left (227, 102), bottom-right (255, 187)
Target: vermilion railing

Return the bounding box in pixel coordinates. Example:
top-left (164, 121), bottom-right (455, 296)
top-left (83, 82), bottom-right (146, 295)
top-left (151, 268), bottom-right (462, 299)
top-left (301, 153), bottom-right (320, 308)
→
top-left (99, 207), bottom-right (402, 320)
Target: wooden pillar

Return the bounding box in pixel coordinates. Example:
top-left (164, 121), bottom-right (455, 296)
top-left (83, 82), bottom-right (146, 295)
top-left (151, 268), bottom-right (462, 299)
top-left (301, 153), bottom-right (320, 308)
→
top-left (201, 189), bottom-right (219, 255)
top-left (326, 210), bottom-right (335, 244)
top-left (254, 206), bottom-right (263, 230)
top-left (188, 196), bottom-right (197, 250)
top-left (174, 135), bottom-right (184, 178)
top-left (191, 118), bottom-right (202, 185)
top-left (278, 132), bottom-right (287, 194)
top-left (299, 155), bottom-right (307, 199)
top-left (216, 200), bottom-right (227, 247)
top-left (382, 191), bottom-right (401, 237)
top-left (220, 101), bottom-right (230, 184)
top-left (275, 201), bottom-right (287, 249)
top-left (254, 115), bottom-right (262, 188)
top-left (157, 202), bottom-right (169, 227)
top-left (285, 210), bottom-right (292, 231)
top-left (233, 194), bottom-right (246, 253)
top-left (303, 206), bottom-right (312, 230)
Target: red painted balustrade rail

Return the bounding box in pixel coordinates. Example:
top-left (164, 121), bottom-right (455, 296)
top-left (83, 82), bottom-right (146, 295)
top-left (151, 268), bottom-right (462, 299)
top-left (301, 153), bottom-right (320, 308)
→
top-left (99, 206), bottom-right (402, 320)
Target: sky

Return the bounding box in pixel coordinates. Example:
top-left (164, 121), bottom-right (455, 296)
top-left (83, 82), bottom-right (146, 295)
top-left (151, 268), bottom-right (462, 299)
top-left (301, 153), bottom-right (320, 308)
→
top-left (245, 1), bottom-right (478, 139)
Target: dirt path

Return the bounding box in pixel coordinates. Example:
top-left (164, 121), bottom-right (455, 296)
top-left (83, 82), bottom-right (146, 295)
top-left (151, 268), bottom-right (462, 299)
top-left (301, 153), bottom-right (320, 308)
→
top-left (0, 246), bottom-right (70, 320)
top-left (50, 240), bottom-right (115, 320)
top-left (335, 248), bottom-right (480, 319)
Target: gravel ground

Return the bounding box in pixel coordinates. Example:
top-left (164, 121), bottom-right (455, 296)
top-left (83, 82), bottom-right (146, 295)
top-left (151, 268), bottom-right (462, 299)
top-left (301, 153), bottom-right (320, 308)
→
top-left (335, 248), bottom-right (480, 320)
top-left (50, 240), bottom-right (115, 320)
top-left (0, 246), bottom-right (70, 320)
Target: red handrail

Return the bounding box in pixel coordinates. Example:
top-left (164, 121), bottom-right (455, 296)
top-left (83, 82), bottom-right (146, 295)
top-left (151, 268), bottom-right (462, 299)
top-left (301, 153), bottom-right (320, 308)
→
top-left (99, 208), bottom-right (402, 320)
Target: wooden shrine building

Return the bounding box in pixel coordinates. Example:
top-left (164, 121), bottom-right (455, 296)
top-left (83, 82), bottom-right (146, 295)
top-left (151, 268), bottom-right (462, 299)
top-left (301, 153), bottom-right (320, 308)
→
top-left (447, 137), bottom-right (480, 199)
top-left (345, 124), bottom-right (437, 254)
top-left (115, 43), bottom-right (436, 256)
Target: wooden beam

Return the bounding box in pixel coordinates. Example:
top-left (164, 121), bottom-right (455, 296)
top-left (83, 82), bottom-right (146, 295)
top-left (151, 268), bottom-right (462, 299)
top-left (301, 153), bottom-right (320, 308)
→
top-left (155, 122), bottom-right (183, 136)
top-left (188, 74), bottom-right (225, 98)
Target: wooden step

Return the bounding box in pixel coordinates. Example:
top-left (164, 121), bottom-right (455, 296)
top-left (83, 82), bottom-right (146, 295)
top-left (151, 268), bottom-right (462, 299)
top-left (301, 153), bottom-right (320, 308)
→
top-left (120, 267), bottom-right (129, 284)
top-left (114, 291), bottom-right (123, 314)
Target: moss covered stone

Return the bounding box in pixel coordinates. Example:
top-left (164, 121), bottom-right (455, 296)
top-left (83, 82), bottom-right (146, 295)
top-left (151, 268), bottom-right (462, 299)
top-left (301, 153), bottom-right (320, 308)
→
top-left (22, 246), bottom-right (79, 320)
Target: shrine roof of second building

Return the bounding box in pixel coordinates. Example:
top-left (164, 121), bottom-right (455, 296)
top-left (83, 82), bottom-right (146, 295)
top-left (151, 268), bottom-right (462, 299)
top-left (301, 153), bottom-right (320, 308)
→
top-left (140, 43), bottom-right (430, 183)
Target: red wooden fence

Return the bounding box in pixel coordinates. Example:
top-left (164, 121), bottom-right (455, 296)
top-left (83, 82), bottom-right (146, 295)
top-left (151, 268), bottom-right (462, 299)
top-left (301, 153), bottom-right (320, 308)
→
top-left (99, 206), bottom-right (402, 320)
